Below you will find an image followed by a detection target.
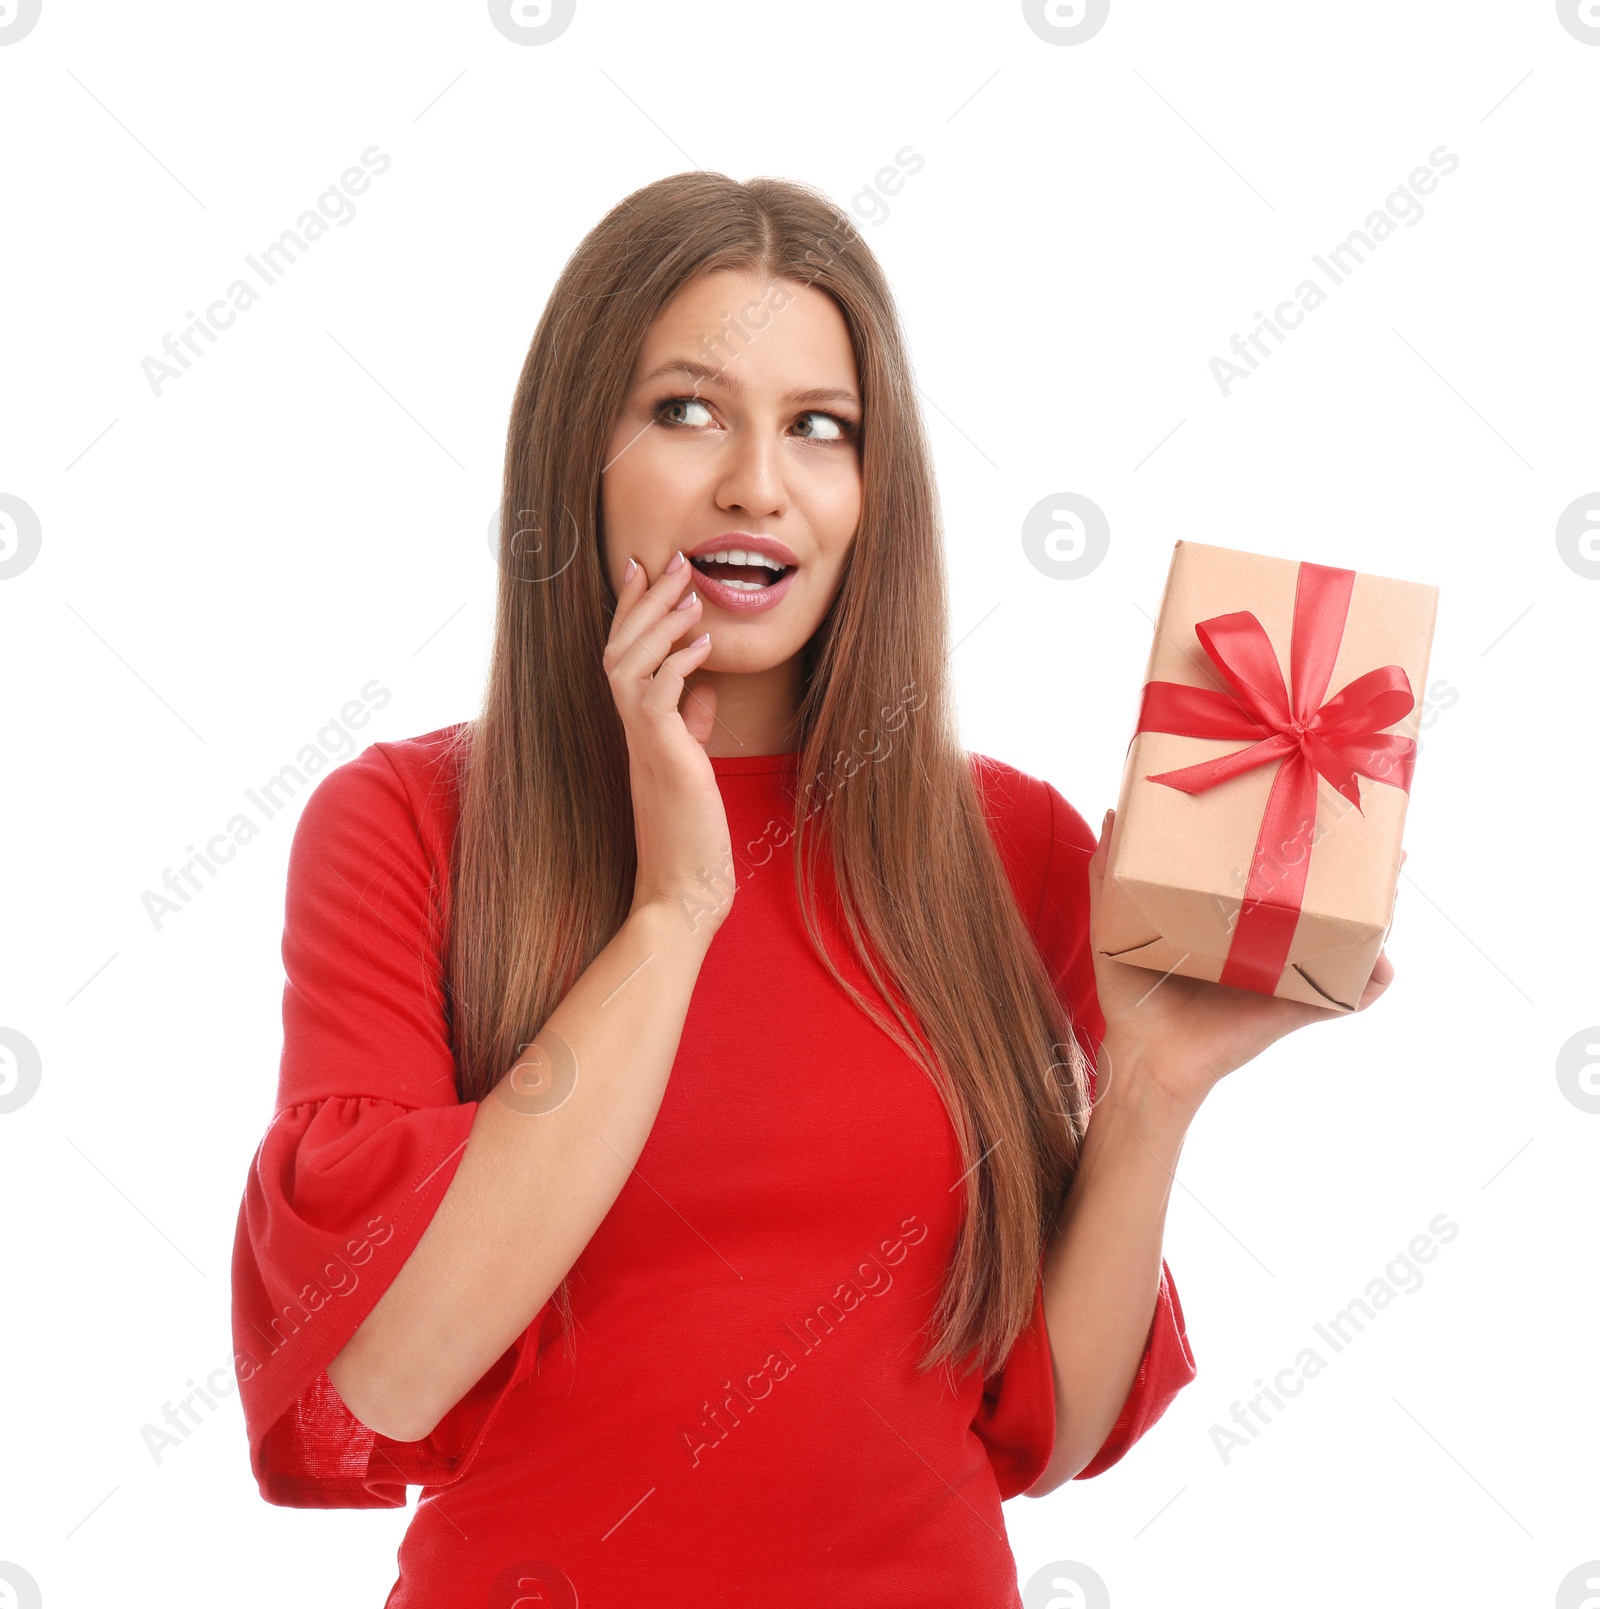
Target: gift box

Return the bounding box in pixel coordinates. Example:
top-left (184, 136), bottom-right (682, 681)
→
top-left (1097, 540), bottom-right (1438, 1012)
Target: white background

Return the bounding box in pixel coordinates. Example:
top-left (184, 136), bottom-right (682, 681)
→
top-left (1, 2), bottom-right (1592, 1605)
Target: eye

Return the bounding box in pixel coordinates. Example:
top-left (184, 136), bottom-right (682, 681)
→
top-left (653, 395), bottom-right (715, 429)
top-left (649, 394), bottom-right (861, 445)
top-left (792, 410), bottom-right (859, 444)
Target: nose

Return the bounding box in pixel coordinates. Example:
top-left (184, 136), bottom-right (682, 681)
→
top-left (714, 420), bottom-right (786, 520)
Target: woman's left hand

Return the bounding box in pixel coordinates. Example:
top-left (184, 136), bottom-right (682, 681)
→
top-left (1086, 807), bottom-right (1398, 1117)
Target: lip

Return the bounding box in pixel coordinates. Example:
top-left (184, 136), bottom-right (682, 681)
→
top-left (686, 532), bottom-right (800, 567)
top-left (684, 532), bottom-right (800, 616)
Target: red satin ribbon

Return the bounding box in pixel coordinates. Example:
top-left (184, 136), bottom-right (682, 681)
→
top-left (1133, 561), bottom-right (1417, 995)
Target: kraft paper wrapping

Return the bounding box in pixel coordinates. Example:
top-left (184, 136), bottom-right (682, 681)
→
top-left (1097, 540), bottom-right (1438, 1013)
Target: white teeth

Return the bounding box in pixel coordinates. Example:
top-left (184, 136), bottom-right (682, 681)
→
top-left (695, 549), bottom-right (786, 572)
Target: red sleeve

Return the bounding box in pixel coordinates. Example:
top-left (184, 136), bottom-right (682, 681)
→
top-left (1034, 777), bottom-right (1197, 1479)
top-left (969, 767), bottom-right (1197, 1490)
top-left (971, 1262), bottom-right (1057, 1499)
top-left (230, 742), bottom-right (552, 1508)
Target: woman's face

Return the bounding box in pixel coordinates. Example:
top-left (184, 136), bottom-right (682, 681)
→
top-left (600, 268), bottom-right (863, 679)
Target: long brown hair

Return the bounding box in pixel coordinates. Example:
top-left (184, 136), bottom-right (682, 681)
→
top-left (445, 171), bottom-right (1094, 1383)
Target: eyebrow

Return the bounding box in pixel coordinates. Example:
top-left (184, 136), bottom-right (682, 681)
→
top-left (638, 358), bottom-right (861, 413)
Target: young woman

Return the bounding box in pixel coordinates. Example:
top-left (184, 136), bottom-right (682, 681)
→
top-left (230, 172), bottom-right (1393, 1607)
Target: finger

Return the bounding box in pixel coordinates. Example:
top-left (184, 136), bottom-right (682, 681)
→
top-left (608, 563), bottom-right (700, 682)
top-left (638, 631), bottom-right (712, 721)
top-left (1356, 947), bottom-right (1394, 1010)
top-left (680, 672), bottom-right (718, 746)
top-left (1088, 807), bottom-right (1113, 874)
top-left (608, 551), bottom-right (692, 643)
top-left (1086, 811), bottom-right (1113, 935)
top-left (608, 552), bottom-right (645, 625)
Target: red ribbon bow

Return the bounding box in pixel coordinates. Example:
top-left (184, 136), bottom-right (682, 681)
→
top-left (1133, 561), bottom-right (1416, 995)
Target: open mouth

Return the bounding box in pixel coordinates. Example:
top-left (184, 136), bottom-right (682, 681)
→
top-left (689, 553), bottom-right (793, 592)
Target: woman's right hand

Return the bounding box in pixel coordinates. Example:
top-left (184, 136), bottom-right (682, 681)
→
top-left (604, 550), bottom-right (736, 937)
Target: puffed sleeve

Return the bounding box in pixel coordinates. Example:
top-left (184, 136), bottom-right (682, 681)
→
top-left (969, 769), bottom-right (1197, 1491)
top-left (971, 1261), bottom-right (1058, 1499)
top-left (230, 741), bottom-right (552, 1508)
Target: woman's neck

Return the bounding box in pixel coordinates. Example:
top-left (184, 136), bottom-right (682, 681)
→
top-left (687, 659), bottom-right (804, 758)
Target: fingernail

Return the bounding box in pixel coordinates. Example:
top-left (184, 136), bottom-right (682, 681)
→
top-left (666, 549), bottom-right (686, 573)
top-left (672, 590), bottom-right (698, 612)
top-left (623, 557), bottom-right (637, 584)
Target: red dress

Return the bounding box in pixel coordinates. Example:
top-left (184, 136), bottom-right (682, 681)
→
top-left (230, 726), bottom-right (1196, 1607)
